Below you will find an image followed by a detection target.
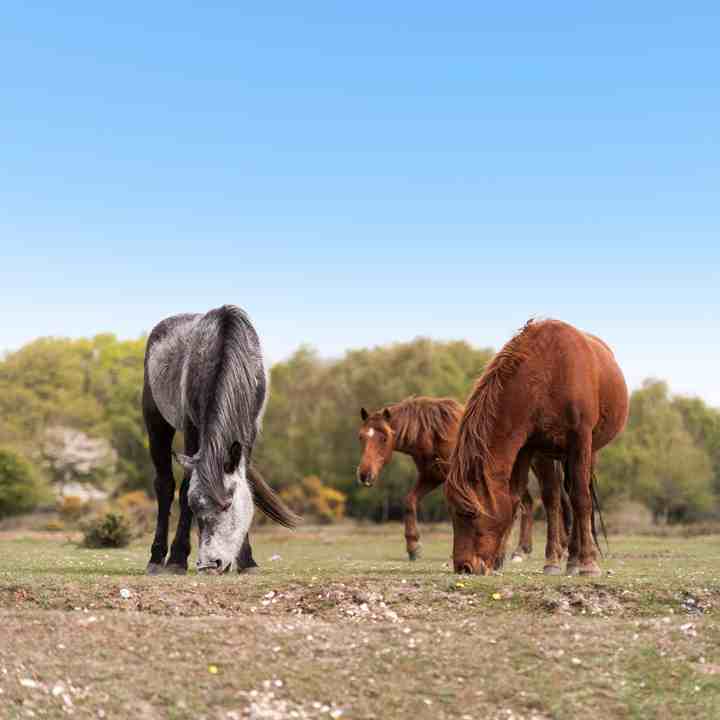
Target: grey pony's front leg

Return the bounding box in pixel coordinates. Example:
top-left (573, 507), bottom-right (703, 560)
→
top-left (164, 423), bottom-right (199, 575)
top-left (236, 534), bottom-right (260, 574)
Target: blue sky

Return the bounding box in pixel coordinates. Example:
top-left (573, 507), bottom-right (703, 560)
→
top-left (2, 3), bottom-right (718, 404)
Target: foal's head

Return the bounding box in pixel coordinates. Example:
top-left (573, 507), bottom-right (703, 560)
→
top-left (174, 442), bottom-right (253, 574)
top-left (356, 407), bottom-right (395, 487)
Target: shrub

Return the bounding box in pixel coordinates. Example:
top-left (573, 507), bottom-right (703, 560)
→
top-left (81, 512), bottom-right (132, 548)
top-left (116, 490), bottom-right (155, 533)
top-left (280, 475), bottom-right (346, 524)
top-left (0, 448), bottom-right (47, 519)
top-left (58, 495), bottom-right (90, 521)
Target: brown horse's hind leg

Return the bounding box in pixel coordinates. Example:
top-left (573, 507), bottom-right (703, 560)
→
top-left (511, 490), bottom-right (534, 562)
top-left (565, 430), bottom-right (600, 576)
top-left (404, 471), bottom-right (442, 561)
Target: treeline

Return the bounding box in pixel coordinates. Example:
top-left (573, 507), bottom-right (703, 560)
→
top-left (1, 334), bottom-right (719, 524)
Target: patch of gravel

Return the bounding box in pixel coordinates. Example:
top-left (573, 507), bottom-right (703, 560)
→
top-left (224, 681), bottom-right (344, 720)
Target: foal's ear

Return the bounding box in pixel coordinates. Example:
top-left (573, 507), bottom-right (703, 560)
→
top-left (172, 451), bottom-right (197, 472)
top-left (229, 441), bottom-right (243, 468)
top-left (360, 407), bottom-right (369, 422)
top-left (383, 408), bottom-right (392, 422)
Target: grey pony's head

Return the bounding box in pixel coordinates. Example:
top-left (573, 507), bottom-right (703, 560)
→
top-left (173, 442), bottom-right (254, 574)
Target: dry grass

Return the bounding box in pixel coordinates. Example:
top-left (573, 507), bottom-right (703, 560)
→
top-left (1, 522), bottom-right (719, 719)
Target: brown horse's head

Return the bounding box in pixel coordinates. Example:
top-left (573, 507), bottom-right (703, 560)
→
top-left (449, 509), bottom-right (499, 575)
top-left (356, 407), bottom-right (395, 487)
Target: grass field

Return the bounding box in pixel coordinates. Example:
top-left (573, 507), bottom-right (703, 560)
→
top-left (1, 523), bottom-right (719, 720)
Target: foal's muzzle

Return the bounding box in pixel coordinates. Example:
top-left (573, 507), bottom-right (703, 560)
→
top-left (356, 468), bottom-right (374, 487)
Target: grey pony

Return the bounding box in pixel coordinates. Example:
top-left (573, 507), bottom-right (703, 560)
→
top-left (142, 304), bottom-right (298, 575)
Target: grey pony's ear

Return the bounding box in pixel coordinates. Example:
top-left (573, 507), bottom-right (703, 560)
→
top-left (383, 408), bottom-right (392, 422)
top-left (172, 451), bottom-right (198, 472)
top-left (229, 441), bottom-right (243, 469)
top-left (360, 408), bottom-right (369, 421)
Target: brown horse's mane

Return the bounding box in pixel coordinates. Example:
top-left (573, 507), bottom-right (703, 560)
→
top-left (381, 396), bottom-right (463, 456)
top-left (445, 319), bottom-right (536, 516)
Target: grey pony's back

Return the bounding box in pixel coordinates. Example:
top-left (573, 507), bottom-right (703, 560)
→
top-left (144, 312), bottom-right (200, 430)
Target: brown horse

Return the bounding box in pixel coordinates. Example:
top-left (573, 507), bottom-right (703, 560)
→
top-left (356, 396), bottom-right (572, 566)
top-left (445, 319), bottom-right (629, 576)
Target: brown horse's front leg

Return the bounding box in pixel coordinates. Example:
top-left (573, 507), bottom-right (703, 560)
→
top-left (533, 455), bottom-right (564, 575)
top-left (495, 449), bottom-right (533, 571)
top-left (404, 471), bottom-right (442, 561)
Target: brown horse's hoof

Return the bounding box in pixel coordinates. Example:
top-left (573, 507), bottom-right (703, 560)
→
top-left (238, 566), bottom-right (261, 575)
top-left (543, 564), bottom-right (562, 576)
top-left (163, 563), bottom-right (188, 576)
top-left (146, 562), bottom-right (165, 576)
top-left (579, 563), bottom-right (602, 577)
top-left (408, 547), bottom-right (422, 562)
top-left (566, 563), bottom-right (580, 576)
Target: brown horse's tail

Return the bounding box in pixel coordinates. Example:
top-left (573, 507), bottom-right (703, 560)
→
top-left (590, 469), bottom-right (609, 556)
top-left (247, 464), bottom-right (301, 529)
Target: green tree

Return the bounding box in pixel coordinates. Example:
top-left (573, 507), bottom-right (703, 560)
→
top-left (0, 448), bottom-right (48, 518)
top-left (255, 338), bottom-right (494, 521)
top-left (599, 381), bottom-right (714, 523)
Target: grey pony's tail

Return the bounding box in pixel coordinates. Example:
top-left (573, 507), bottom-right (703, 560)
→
top-left (562, 460), bottom-right (609, 557)
top-left (247, 464), bottom-right (301, 529)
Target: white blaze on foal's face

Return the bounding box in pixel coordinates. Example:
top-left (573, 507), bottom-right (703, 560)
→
top-left (190, 459), bottom-right (254, 573)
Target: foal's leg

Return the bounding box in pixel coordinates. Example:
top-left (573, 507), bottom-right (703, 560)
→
top-left (165, 423), bottom-right (199, 574)
top-left (510, 489), bottom-right (534, 561)
top-left (404, 471), bottom-right (443, 561)
top-left (144, 395), bottom-right (176, 575)
top-left (566, 430), bottom-right (600, 576)
top-left (532, 455), bottom-right (564, 575)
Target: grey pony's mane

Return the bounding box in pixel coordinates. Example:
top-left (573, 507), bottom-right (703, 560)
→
top-left (183, 305), bottom-right (265, 507)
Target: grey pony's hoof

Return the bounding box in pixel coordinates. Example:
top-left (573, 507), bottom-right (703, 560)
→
top-left (408, 547), bottom-right (422, 562)
top-left (146, 562), bottom-right (165, 576)
top-left (163, 563), bottom-right (188, 576)
top-left (543, 564), bottom-right (563, 576)
top-left (238, 565), bottom-right (261, 575)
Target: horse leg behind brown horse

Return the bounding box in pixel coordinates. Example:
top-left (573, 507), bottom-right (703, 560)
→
top-left (510, 456), bottom-right (572, 572)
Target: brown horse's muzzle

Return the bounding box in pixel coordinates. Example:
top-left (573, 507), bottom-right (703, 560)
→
top-left (454, 557), bottom-right (490, 576)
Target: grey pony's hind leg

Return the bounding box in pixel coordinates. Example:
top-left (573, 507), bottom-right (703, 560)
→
top-left (144, 386), bottom-right (176, 575)
top-left (236, 535), bottom-right (259, 574)
top-left (165, 423), bottom-right (199, 575)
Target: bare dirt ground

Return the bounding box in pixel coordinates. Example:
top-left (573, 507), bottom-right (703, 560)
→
top-left (1, 523), bottom-right (719, 719)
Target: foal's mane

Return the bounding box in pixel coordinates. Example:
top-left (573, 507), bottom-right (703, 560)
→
top-left (384, 396), bottom-right (463, 453)
top-left (445, 320), bottom-right (535, 516)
